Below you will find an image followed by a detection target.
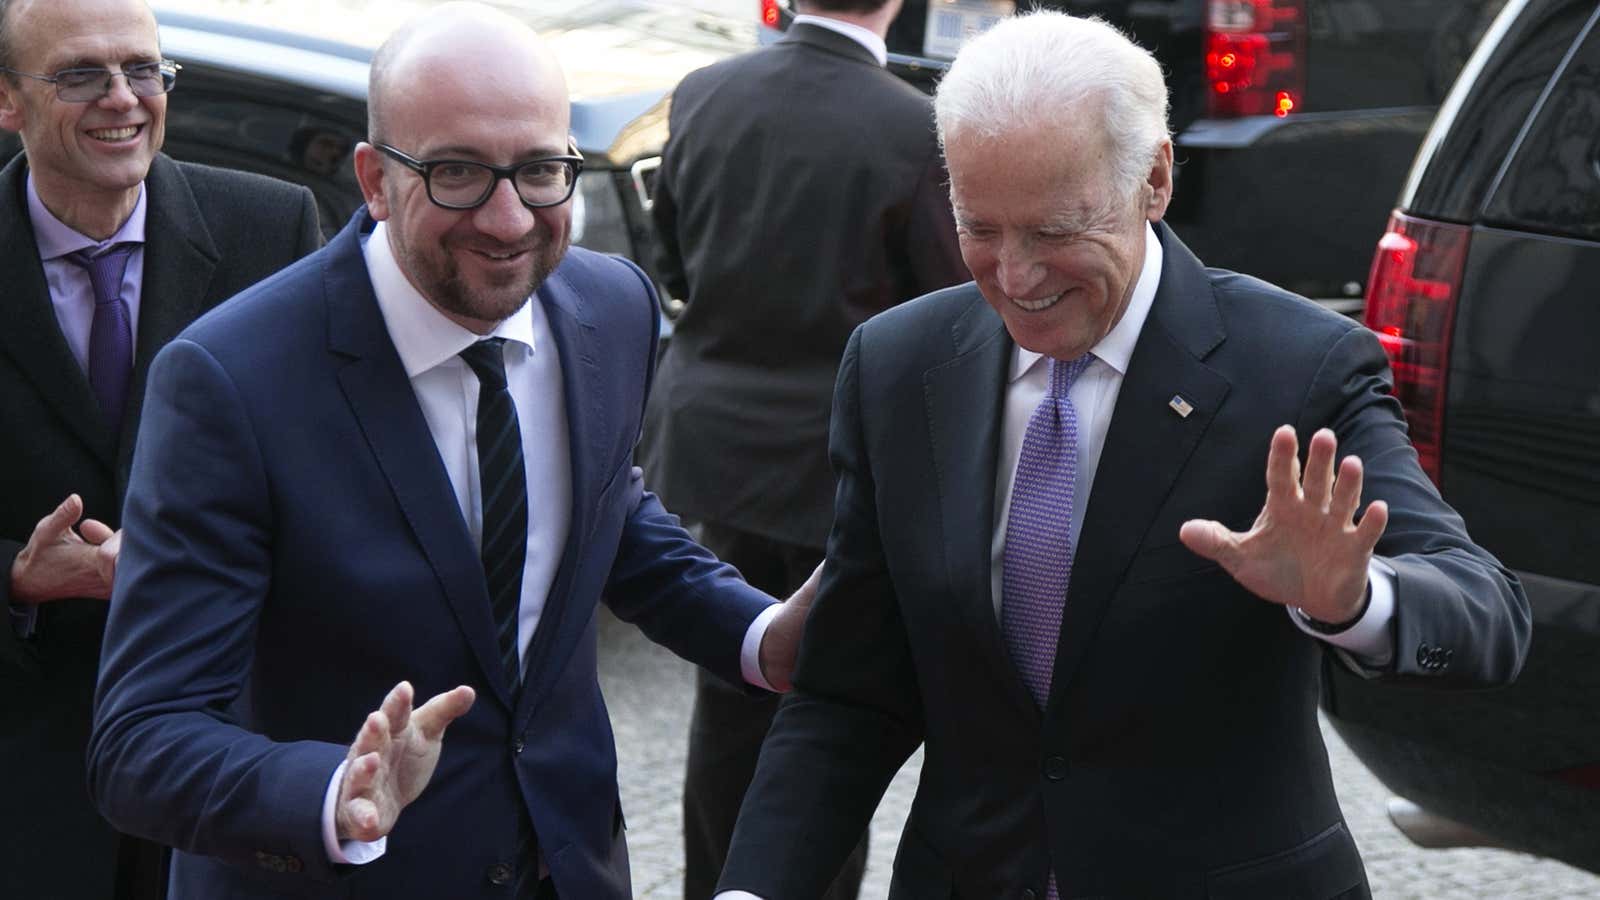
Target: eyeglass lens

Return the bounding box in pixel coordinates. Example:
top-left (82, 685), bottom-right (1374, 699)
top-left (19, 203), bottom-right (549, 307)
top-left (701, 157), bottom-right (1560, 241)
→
top-left (429, 160), bottom-right (576, 208)
top-left (55, 63), bottom-right (176, 102)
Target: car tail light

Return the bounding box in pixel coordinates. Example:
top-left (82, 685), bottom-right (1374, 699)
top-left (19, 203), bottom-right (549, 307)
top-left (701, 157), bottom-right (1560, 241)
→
top-left (760, 0), bottom-right (783, 30)
top-left (1205, 0), bottom-right (1307, 118)
top-left (1363, 212), bottom-right (1472, 484)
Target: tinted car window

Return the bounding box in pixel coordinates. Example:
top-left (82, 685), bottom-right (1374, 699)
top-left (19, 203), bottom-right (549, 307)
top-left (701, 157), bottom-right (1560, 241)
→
top-left (1405, 0), bottom-right (1596, 220)
top-left (1483, 11), bottom-right (1600, 240)
top-left (163, 63), bottom-right (367, 239)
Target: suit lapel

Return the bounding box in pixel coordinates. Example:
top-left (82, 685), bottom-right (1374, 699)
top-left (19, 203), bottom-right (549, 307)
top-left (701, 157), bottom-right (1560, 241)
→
top-left (327, 212), bottom-right (514, 710)
top-left (0, 155), bottom-right (117, 469)
top-left (515, 272), bottom-right (606, 724)
top-left (121, 156), bottom-right (219, 478)
top-left (1046, 225), bottom-right (1231, 713)
top-left (923, 290), bottom-right (1042, 724)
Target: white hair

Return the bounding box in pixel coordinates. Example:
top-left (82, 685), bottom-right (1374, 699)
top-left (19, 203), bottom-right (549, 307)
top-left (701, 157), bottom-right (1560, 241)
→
top-left (934, 11), bottom-right (1171, 194)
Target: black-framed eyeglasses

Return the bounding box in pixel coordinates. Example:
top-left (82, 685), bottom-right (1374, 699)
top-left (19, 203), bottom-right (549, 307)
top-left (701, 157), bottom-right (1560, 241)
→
top-left (0, 59), bottom-right (180, 103)
top-left (375, 143), bottom-right (584, 210)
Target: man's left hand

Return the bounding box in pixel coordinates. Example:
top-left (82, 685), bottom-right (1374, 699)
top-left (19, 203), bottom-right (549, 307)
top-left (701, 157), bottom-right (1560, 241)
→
top-left (1179, 425), bottom-right (1388, 625)
top-left (757, 562), bottom-right (822, 693)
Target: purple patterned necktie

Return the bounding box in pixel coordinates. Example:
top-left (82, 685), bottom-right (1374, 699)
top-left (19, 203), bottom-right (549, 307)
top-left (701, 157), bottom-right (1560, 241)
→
top-left (68, 243), bottom-right (137, 433)
top-left (1002, 354), bottom-right (1092, 900)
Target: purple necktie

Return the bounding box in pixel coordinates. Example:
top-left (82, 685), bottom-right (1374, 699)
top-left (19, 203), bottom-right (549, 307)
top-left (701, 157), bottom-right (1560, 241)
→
top-left (1002, 354), bottom-right (1092, 900)
top-left (69, 244), bottom-right (137, 433)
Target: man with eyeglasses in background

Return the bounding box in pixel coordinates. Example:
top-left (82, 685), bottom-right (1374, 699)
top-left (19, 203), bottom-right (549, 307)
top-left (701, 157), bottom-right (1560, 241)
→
top-left (86, 3), bottom-right (814, 898)
top-left (0, 0), bottom-right (321, 897)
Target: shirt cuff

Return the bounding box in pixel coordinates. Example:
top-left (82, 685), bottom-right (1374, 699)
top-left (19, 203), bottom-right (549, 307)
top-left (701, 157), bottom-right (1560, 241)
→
top-left (8, 600), bottom-right (38, 639)
top-left (1289, 558), bottom-right (1395, 667)
top-left (322, 760), bottom-right (387, 865)
top-left (714, 893), bottom-right (767, 899)
top-left (739, 602), bottom-right (784, 691)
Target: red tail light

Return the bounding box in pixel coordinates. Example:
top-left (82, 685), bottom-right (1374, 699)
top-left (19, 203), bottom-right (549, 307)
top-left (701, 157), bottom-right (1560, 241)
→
top-left (1363, 212), bottom-right (1472, 484)
top-left (760, 0), bottom-right (782, 30)
top-left (1205, 0), bottom-right (1307, 118)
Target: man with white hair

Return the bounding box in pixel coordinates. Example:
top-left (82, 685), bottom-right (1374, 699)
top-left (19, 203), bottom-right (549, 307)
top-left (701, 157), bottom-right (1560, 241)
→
top-left (717, 11), bottom-right (1528, 899)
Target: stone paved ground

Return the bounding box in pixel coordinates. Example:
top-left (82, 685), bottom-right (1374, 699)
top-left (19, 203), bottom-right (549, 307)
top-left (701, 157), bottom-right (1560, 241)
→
top-left (599, 609), bottom-right (1599, 899)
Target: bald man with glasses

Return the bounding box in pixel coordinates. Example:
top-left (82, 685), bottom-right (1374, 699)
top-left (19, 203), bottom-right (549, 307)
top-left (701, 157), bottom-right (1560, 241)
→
top-left (0, 0), bottom-right (321, 897)
top-left (86, 4), bottom-right (813, 898)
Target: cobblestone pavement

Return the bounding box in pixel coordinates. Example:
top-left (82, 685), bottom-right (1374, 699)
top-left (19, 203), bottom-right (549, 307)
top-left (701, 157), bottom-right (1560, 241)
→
top-left (599, 610), bottom-right (1598, 899)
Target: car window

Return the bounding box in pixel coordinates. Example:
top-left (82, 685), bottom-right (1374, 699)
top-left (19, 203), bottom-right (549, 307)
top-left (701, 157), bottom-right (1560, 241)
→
top-left (162, 62), bottom-right (367, 239)
top-left (1483, 8), bottom-right (1600, 241)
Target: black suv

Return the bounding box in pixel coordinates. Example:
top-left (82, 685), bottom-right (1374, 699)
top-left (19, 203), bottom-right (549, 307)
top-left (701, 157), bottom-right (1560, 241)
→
top-left (762, 0), bottom-right (1506, 311)
top-left (1323, 0), bottom-right (1600, 874)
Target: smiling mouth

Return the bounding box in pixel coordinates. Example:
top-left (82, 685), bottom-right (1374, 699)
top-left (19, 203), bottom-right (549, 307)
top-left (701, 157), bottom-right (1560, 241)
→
top-left (468, 248), bottom-right (531, 263)
top-left (86, 125), bottom-right (140, 142)
top-left (1010, 292), bottom-right (1063, 312)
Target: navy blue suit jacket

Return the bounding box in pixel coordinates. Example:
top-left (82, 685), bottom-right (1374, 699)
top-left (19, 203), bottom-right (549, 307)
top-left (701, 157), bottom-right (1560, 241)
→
top-left (89, 210), bottom-right (773, 899)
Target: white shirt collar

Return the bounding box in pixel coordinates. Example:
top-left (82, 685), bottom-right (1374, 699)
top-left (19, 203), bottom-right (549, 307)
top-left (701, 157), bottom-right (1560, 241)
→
top-left (1009, 220), bottom-right (1165, 383)
top-left (362, 220), bottom-right (538, 378)
top-left (792, 14), bottom-right (888, 67)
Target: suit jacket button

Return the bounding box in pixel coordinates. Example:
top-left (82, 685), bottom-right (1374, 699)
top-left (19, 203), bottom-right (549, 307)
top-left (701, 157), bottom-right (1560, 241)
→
top-left (1022, 889), bottom-right (1038, 900)
top-left (1416, 643), bottom-right (1433, 667)
top-left (1043, 756), bottom-right (1068, 781)
top-left (488, 862), bottom-right (514, 885)
top-left (285, 856), bottom-right (303, 874)
top-left (512, 737), bottom-right (526, 754)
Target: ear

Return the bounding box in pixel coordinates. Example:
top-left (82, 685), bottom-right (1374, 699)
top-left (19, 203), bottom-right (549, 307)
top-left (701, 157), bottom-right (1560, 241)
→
top-left (1144, 139), bottom-right (1174, 222)
top-left (352, 142), bottom-right (389, 220)
top-left (0, 78), bottom-right (26, 135)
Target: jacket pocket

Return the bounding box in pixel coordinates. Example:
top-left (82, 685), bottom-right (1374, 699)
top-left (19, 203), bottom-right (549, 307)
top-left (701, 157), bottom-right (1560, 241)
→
top-left (1206, 822), bottom-right (1365, 899)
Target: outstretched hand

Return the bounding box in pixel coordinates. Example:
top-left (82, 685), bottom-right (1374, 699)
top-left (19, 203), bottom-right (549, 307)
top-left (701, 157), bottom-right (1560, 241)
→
top-left (1179, 425), bottom-right (1388, 625)
top-left (10, 493), bottom-right (121, 603)
top-left (336, 681), bottom-right (476, 842)
top-left (758, 562), bottom-right (823, 693)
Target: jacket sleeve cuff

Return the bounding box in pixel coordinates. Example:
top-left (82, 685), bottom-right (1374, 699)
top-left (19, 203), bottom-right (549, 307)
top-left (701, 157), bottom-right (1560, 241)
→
top-left (1289, 558), bottom-right (1396, 668)
top-left (739, 602), bottom-right (784, 691)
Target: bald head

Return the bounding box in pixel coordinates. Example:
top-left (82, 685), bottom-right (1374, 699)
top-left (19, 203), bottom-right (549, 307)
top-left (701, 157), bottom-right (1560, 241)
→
top-left (367, 2), bottom-right (567, 146)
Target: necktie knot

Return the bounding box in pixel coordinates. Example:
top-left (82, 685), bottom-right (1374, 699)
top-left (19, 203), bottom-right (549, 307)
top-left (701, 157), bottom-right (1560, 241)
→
top-left (1047, 354), bottom-right (1093, 399)
top-left (68, 243), bottom-right (137, 308)
top-left (460, 337), bottom-right (509, 391)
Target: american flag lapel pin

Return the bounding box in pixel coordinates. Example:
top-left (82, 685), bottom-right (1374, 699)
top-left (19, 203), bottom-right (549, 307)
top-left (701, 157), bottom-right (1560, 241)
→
top-left (1168, 395), bottom-right (1194, 418)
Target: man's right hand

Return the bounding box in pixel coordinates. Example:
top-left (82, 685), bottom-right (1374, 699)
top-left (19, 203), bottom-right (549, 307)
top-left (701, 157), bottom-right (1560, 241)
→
top-left (336, 681), bottom-right (476, 842)
top-left (10, 494), bottom-right (120, 603)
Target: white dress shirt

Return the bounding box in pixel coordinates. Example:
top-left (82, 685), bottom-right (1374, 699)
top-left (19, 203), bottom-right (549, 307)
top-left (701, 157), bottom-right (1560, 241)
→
top-left (323, 223), bottom-right (776, 864)
top-left (717, 220), bottom-right (1393, 900)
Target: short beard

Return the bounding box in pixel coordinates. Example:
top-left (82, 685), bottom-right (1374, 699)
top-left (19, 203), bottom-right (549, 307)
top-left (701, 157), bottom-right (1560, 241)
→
top-left (397, 229), bottom-right (569, 326)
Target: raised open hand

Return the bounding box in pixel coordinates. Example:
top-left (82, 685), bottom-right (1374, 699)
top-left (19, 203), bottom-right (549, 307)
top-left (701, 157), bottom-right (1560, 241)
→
top-left (336, 681), bottom-right (476, 842)
top-left (1179, 425), bottom-right (1388, 625)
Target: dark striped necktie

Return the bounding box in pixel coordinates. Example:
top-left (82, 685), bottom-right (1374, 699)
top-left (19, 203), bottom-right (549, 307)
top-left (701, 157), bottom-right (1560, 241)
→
top-left (459, 338), bottom-right (527, 695)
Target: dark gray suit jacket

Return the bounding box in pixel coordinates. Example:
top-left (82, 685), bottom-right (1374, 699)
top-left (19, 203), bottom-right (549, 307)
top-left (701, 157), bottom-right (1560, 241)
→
top-left (721, 225), bottom-right (1531, 899)
top-left (0, 150), bottom-right (320, 900)
top-left (642, 22), bottom-right (968, 549)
